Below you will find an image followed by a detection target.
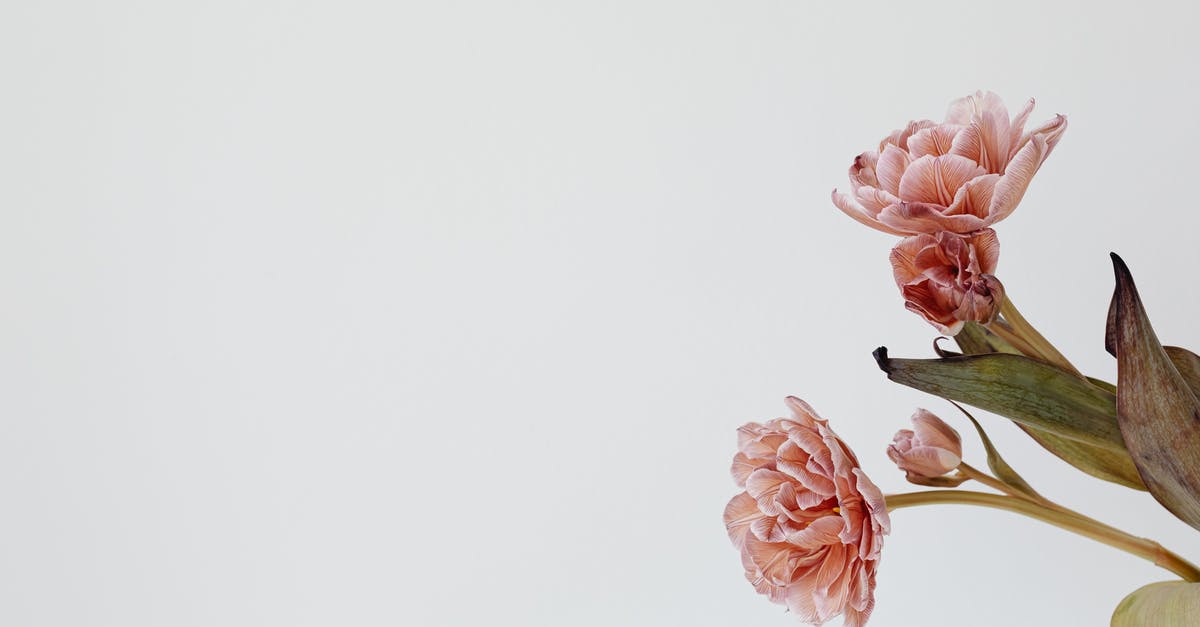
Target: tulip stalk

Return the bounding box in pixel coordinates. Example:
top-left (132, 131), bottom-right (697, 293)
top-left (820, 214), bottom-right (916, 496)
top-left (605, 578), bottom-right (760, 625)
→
top-left (885, 489), bottom-right (1200, 582)
top-left (989, 296), bottom-right (1081, 376)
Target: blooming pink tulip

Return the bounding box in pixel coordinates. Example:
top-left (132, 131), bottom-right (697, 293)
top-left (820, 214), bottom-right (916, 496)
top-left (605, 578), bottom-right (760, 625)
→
top-left (887, 409), bottom-right (963, 480)
top-left (725, 397), bottom-right (890, 626)
top-left (832, 91), bottom-right (1066, 235)
top-left (890, 229), bottom-right (1004, 335)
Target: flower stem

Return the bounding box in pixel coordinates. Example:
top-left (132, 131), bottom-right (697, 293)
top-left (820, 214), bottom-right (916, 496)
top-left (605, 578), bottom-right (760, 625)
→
top-left (994, 296), bottom-right (1080, 376)
top-left (956, 462), bottom-right (1020, 496)
top-left (885, 490), bottom-right (1200, 582)
top-left (957, 461), bottom-right (1056, 507)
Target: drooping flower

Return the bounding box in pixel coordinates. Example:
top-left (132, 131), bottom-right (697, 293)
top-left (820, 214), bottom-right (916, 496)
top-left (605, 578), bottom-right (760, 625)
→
top-left (832, 91), bottom-right (1066, 235)
top-left (887, 409), bottom-right (963, 480)
top-left (890, 229), bottom-right (1004, 335)
top-left (724, 397), bottom-right (890, 626)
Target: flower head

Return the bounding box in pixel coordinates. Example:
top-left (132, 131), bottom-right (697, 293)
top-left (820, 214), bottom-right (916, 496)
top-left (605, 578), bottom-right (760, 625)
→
top-left (832, 91), bottom-right (1066, 235)
top-left (724, 397), bottom-right (890, 626)
top-left (887, 409), bottom-right (963, 480)
top-left (890, 229), bottom-right (1005, 335)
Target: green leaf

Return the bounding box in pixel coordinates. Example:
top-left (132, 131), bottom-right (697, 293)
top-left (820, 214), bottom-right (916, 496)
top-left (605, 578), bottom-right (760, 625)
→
top-left (875, 348), bottom-right (1124, 450)
top-left (1108, 254), bottom-right (1200, 531)
top-left (952, 323), bottom-right (1134, 487)
top-left (948, 401), bottom-right (1042, 500)
top-left (873, 347), bottom-right (1145, 489)
top-left (1112, 581), bottom-right (1200, 626)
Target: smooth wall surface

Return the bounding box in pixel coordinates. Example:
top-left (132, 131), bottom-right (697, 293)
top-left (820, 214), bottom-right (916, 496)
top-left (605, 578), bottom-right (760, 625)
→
top-left (4, 1), bottom-right (1200, 625)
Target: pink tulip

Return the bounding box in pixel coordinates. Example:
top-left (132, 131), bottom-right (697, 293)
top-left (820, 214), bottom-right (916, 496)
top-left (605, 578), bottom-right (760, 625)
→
top-left (890, 229), bottom-right (1004, 335)
top-left (832, 91), bottom-right (1066, 235)
top-left (725, 397), bottom-right (890, 626)
top-left (887, 409), bottom-right (963, 480)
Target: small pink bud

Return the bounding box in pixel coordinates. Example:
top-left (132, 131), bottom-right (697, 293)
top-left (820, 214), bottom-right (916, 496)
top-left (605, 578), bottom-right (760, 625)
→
top-left (887, 409), bottom-right (963, 479)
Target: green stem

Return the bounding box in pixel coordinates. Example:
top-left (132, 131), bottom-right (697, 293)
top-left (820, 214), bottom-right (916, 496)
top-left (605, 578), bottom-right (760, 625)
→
top-left (956, 462), bottom-right (1020, 497)
top-left (995, 296), bottom-right (1081, 376)
top-left (886, 490), bottom-right (1200, 582)
top-left (957, 461), bottom-right (1055, 509)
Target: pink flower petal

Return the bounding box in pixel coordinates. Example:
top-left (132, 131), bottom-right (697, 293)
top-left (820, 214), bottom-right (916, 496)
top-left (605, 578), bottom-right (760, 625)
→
top-left (906, 124), bottom-right (961, 157)
top-left (878, 202), bottom-right (989, 234)
top-left (724, 492), bottom-right (762, 547)
top-left (944, 173), bottom-right (999, 218)
top-left (847, 151), bottom-right (880, 191)
top-left (945, 90), bottom-right (1008, 126)
top-left (949, 112), bottom-right (1011, 174)
top-left (831, 189), bottom-right (910, 237)
top-left (874, 145), bottom-right (910, 196)
top-left (1007, 98), bottom-right (1036, 158)
top-left (898, 155), bottom-right (987, 206)
top-left (987, 134), bottom-right (1048, 225)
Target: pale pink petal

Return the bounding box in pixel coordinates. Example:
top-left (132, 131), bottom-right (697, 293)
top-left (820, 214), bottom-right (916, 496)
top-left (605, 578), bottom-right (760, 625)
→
top-left (902, 284), bottom-right (964, 335)
top-left (1013, 113), bottom-right (1067, 163)
top-left (744, 536), bottom-right (797, 586)
top-left (911, 408), bottom-right (962, 453)
top-left (751, 514), bottom-right (784, 542)
top-left (848, 151), bottom-right (880, 191)
top-left (1007, 98), bottom-right (1036, 156)
top-left (986, 134), bottom-right (1048, 225)
top-left (778, 442), bottom-right (837, 496)
top-left (731, 452), bottom-right (765, 487)
top-left (843, 567), bottom-right (877, 627)
top-left (898, 155), bottom-right (986, 206)
top-left (777, 516), bottom-right (843, 552)
top-left (784, 396), bottom-right (823, 424)
top-left (944, 173), bottom-right (999, 218)
top-left (813, 542), bottom-right (851, 592)
top-left (832, 189), bottom-right (910, 237)
top-left (852, 469), bottom-right (889, 536)
top-left (949, 112), bottom-right (1011, 174)
top-left (900, 446), bottom-right (961, 476)
top-left (746, 469), bottom-right (793, 515)
top-left (878, 119), bottom-right (936, 152)
top-left (945, 90), bottom-right (1007, 126)
top-left (955, 274), bottom-right (1004, 325)
top-left (854, 186), bottom-right (901, 214)
top-left (847, 564), bottom-right (874, 612)
top-left (815, 553), bottom-right (855, 621)
top-left (906, 124), bottom-right (960, 157)
top-left (874, 145), bottom-right (910, 196)
top-left (971, 229), bottom-right (1001, 274)
top-left (724, 492), bottom-right (762, 547)
top-left (784, 580), bottom-right (821, 623)
top-left (737, 422), bottom-right (787, 459)
top-left (890, 234), bottom-right (935, 285)
top-left (878, 202), bottom-right (988, 234)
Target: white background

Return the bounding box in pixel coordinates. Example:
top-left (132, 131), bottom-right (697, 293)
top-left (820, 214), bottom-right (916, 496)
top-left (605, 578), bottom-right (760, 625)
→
top-left (4, 1), bottom-right (1200, 625)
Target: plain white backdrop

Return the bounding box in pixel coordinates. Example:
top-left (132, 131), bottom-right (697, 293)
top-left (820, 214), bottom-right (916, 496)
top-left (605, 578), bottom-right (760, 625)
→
top-left (4, 1), bottom-right (1200, 625)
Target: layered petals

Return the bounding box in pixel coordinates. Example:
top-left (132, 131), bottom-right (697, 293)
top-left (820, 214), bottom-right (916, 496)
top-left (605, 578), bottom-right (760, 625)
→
top-left (890, 229), bottom-right (1005, 335)
top-left (832, 91), bottom-right (1066, 235)
top-left (725, 398), bottom-right (890, 626)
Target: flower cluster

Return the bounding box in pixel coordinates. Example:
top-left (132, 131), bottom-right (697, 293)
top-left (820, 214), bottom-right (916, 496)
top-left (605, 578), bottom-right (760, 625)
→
top-left (726, 91), bottom-right (1200, 626)
top-left (832, 91), bottom-right (1066, 334)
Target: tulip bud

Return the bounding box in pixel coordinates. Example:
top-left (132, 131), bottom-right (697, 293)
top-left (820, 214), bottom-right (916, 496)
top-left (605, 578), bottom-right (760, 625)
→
top-left (887, 409), bottom-right (962, 479)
